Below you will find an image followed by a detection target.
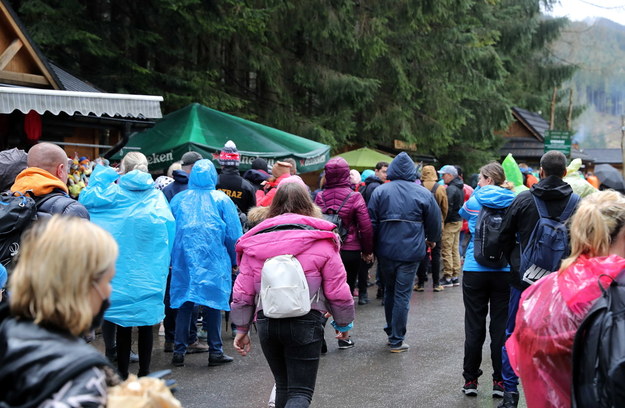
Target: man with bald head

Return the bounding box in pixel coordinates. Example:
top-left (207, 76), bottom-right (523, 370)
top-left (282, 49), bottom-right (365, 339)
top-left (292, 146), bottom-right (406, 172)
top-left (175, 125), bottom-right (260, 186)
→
top-left (11, 142), bottom-right (89, 219)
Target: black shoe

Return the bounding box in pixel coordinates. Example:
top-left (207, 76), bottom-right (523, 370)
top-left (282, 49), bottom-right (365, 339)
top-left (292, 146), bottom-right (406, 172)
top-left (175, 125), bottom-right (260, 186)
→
top-left (358, 294), bottom-right (368, 305)
top-left (492, 380), bottom-right (504, 398)
top-left (164, 341), bottom-right (174, 353)
top-left (338, 338), bottom-right (355, 349)
top-left (321, 339), bottom-right (328, 354)
top-left (171, 353), bottom-right (184, 367)
top-left (376, 288), bottom-right (384, 299)
top-left (208, 353), bottom-right (234, 366)
top-left (462, 379), bottom-right (478, 396)
top-left (497, 391), bottom-right (519, 408)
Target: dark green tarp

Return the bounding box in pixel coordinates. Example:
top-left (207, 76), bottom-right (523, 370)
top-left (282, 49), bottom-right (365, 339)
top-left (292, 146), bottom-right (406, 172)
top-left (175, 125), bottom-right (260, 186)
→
top-left (113, 103), bottom-right (330, 172)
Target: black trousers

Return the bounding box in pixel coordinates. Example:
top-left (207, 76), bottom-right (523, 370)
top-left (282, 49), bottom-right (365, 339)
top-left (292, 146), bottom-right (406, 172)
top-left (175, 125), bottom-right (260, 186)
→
top-left (462, 271), bottom-right (510, 382)
top-left (116, 324), bottom-right (153, 379)
top-left (340, 250), bottom-right (367, 296)
top-left (416, 240), bottom-right (441, 287)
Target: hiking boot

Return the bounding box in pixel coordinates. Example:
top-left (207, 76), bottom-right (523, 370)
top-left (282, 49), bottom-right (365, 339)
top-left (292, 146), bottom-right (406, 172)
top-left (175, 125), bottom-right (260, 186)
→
top-left (187, 340), bottom-right (209, 354)
top-left (338, 338), bottom-right (355, 349)
top-left (462, 379), bottom-right (478, 396)
top-left (441, 278), bottom-right (453, 287)
top-left (208, 353), bottom-right (234, 366)
top-left (164, 341), bottom-right (174, 353)
top-left (390, 342), bottom-right (409, 353)
top-left (433, 285), bottom-right (444, 292)
top-left (413, 284), bottom-right (424, 292)
top-left (452, 277), bottom-right (460, 286)
top-left (171, 353), bottom-right (184, 367)
top-left (492, 380), bottom-right (504, 398)
top-left (497, 391), bottom-right (519, 408)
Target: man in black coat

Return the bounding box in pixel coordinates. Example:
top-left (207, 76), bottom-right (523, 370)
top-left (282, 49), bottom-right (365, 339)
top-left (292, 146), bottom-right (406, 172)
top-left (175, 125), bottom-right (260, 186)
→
top-left (216, 141), bottom-right (256, 216)
top-left (360, 161), bottom-right (389, 204)
top-left (439, 164), bottom-right (464, 287)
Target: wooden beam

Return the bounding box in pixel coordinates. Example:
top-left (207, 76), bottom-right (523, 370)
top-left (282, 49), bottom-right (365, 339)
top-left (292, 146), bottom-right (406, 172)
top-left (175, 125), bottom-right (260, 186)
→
top-left (0, 70), bottom-right (48, 86)
top-left (0, 38), bottom-right (23, 70)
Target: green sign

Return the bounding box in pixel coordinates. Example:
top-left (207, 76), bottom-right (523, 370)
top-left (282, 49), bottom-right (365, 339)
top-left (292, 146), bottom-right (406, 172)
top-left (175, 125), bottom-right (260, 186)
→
top-left (544, 130), bottom-right (572, 156)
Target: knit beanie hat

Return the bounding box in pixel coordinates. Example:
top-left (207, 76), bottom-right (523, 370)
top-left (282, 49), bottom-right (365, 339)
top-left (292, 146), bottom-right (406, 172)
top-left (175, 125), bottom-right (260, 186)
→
top-left (272, 161), bottom-right (292, 178)
top-left (252, 157), bottom-right (269, 172)
top-left (219, 140), bottom-right (240, 167)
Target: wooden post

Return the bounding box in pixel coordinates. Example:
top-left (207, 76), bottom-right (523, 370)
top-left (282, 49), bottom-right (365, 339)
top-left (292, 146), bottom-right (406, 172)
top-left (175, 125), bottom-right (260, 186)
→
top-left (550, 86), bottom-right (557, 130)
top-left (567, 88), bottom-right (573, 131)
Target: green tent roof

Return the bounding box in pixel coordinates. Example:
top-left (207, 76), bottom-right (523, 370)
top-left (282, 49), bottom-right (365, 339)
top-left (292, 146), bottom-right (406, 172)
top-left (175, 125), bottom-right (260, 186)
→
top-left (114, 103), bottom-right (330, 172)
top-left (334, 147), bottom-right (394, 171)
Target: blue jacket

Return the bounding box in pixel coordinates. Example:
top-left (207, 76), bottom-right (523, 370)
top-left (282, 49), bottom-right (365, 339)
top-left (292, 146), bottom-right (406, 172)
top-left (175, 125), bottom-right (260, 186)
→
top-left (368, 152), bottom-right (442, 262)
top-left (460, 185), bottom-right (516, 272)
top-left (163, 170), bottom-right (189, 202)
top-left (79, 165), bottom-right (175, 326)
top-left (170, 160), bottom-right (242, 310)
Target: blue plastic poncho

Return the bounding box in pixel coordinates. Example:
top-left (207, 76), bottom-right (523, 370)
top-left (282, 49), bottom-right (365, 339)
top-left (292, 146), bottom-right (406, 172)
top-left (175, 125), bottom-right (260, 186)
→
top-left (169, 159), bottom-right (242, 310)
top-left (79, 165), bottom-right (175, 327)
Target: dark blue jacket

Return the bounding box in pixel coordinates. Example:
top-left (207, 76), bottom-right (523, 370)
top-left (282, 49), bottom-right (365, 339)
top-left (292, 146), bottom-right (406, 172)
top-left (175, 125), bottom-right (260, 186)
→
top-left (163, 170), bottom-right (189, 202)
top-left (368, 152), bottom-right (442, 262)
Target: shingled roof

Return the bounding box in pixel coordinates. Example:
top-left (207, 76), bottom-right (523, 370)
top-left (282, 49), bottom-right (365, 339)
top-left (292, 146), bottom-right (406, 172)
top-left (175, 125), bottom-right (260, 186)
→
top-left (511, 107), bottom-right (549, 141)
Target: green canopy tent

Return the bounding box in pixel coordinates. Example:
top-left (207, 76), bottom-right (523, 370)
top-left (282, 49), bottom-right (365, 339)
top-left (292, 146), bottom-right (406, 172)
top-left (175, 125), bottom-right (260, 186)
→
top-left (334, 147), bottom-right (394, 172)
top-left (113, 103), bottom-right (330, 173)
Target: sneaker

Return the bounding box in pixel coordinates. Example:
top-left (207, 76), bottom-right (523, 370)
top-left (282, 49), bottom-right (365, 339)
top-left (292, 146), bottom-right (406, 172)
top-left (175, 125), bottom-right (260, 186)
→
top-left (338, 338), bottom-right (355, 349)
top-left (390, 342), bottom-right (409, 353)
top-left (164, 341), bottom-right (174, 352)
top-left (358, 295), bottom-right (369, 305)
top-left (462, 379), bottom-right (478, 396)
top-left (171, 353), bottom-right (184, 367)
top-left (492, 380), bottom-right (504, 398)
top-left (441, 278), bottom-right (453, 288)
top-left (433, 285), bottom-right (444, 292)
top-left (198, 329), bottom-right (208, 340)
top-left (208, 353), bottom-right (234, 366)
top-left (452, 277), bottom-right (460, 286)
top-left (413, 284), bottom-right (424, 292)
top-left (497, 391), bottom-right (519, 408)
top-left (187, 340), bottom-right (209, 354)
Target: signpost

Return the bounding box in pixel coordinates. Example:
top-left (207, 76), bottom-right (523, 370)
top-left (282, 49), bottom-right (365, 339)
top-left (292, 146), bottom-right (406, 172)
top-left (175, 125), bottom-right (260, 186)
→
top-left (544, 130), bottom-right (572, 156)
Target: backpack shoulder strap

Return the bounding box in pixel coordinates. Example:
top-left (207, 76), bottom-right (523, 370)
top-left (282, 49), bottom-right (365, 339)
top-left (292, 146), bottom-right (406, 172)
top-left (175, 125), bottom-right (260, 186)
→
top-left (336, 192), bottom-right (353, 213)
top-left (560, 194), bottom-right (580, 221)
top-left (430, 183), bottom-right (439, 194)
top-left (531, 194), bottom-right (549, 219)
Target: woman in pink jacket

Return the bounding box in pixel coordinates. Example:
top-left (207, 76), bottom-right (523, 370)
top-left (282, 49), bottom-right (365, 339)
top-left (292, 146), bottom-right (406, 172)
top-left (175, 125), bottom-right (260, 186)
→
top-left (506, 190), bottom-right (625, 408)
top-left (231, 181), bottom-right (355, 408)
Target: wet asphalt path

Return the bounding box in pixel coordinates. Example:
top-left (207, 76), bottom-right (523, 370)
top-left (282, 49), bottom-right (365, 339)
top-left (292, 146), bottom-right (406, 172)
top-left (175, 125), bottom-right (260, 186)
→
top-left (94, 280), bottom-right (527, 407)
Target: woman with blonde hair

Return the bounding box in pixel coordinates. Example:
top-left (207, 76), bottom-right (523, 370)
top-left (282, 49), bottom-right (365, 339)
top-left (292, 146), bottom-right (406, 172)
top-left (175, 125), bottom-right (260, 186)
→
top-left (0, 216), bottom-right (119, 406)
top-left (506, 190), bottom-right (625, 408)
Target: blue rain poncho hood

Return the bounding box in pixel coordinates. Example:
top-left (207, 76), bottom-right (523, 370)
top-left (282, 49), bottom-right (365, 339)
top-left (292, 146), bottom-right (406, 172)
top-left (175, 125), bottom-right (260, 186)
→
top-left (79, 165), bottom-right (175, 326)
top-left (169, 159), bottom-right (242, 310)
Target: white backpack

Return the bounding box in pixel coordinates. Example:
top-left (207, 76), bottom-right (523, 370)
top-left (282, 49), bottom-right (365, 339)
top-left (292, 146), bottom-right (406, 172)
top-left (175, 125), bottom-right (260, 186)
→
top-left (259, 254), bottom-right (316, 318)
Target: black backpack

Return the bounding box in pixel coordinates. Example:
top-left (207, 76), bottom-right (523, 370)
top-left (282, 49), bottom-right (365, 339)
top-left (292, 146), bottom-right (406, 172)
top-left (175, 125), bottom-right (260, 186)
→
top-left (572, 269), bottom-right (625, 408)
top-left (473, 204), bottom-right (507, 268)
top-left (320, 191), bottom-right (352, 242)
top-left (0, 192), bottom-right (37, 268)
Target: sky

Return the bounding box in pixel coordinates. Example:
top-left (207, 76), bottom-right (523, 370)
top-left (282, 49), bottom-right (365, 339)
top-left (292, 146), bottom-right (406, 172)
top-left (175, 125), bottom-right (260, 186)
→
top-left (547, 0), bottom-right (625, 26)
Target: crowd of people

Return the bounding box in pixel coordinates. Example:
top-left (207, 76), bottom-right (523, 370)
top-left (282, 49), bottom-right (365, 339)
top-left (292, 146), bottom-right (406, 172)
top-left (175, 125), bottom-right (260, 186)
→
top-left (0, 140), bottom-right (623, 408)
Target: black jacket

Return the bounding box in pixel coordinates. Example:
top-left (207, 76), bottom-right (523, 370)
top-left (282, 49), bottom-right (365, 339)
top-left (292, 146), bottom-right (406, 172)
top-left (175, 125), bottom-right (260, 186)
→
top-left (0, 305), bottom-right (113, 407)
top-left (499, 175), bottom-right (577, 288)
top-left (444, 177), bottom-right (464, 223)
top-left (163, 170), bottom-right (190, 202)
top-left (217, 167), bottom-right (257, 214)
top-left (360, 176), bottom-right (383, 204)
top-left (34, 189), bottom-right (90, 220)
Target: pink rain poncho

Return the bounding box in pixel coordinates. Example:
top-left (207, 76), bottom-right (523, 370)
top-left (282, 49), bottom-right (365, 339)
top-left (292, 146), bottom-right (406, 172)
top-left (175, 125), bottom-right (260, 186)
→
top-left (506, 254), bottom-right (625, 408)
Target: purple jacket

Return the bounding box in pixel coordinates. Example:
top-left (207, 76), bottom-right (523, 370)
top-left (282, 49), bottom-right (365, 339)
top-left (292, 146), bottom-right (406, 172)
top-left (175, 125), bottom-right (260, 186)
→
top-left (231, 213), bottom-right (355, 332)
top-left (314, 157), bottom-right (374, 254)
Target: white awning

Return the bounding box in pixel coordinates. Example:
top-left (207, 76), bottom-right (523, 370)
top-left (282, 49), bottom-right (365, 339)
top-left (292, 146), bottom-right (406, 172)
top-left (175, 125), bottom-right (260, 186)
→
top-left (0, 87), bottom-right (163, 118)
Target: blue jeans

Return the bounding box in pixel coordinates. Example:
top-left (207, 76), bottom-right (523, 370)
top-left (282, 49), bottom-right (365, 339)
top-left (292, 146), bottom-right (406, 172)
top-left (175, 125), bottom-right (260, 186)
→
top-left (501, 286), bottom-right (522, 392)
top-left (379, 257), bottom-right (420, 347)
top-left (174, 301), bottom-right (223, 355)
top-left (257, 310), bottom-right (324, 408)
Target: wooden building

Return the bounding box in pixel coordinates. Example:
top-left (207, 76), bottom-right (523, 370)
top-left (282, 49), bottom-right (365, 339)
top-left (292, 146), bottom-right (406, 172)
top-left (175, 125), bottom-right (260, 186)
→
top-left (0, 1), bottom-right (162, 160)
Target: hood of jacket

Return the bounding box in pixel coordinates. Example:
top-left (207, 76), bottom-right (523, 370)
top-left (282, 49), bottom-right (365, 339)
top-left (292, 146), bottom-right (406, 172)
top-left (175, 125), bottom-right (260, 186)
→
top-left (474, 185), bottom-right (516, 209)
top-left (118, 169), bottom-right (154, 191)
top-left (448, 176), bottom-right (465, 189)
top-left (324, 157), bottom-right (351, 188)
top-left (365, 175), bottom-right (383, 185)
top-left (11, 167), bottom-right (69, 195)
top-left (189, 159), bottom-right (217, 190)
top-left (387, 152), bottom-right (416, 182)
top-left (531, 175), bottom-right (573, 201)
top-left (421, 165), bottom-right (438, 183)
top-left (171, 169), bottom-right (189, 184)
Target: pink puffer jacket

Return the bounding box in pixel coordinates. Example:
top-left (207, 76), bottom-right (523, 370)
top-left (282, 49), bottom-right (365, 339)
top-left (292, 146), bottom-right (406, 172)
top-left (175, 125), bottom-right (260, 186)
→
top-left (314, 157), bottom-right (373, 254)
top-left (230, 213), bottom-right (355, 332)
